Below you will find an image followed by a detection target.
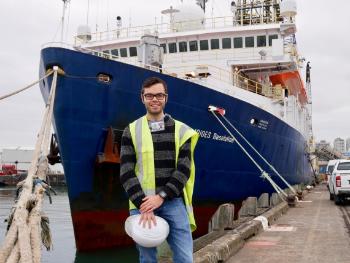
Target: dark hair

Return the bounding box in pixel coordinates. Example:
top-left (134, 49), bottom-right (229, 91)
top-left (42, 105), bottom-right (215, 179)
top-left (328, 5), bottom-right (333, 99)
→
top-left (141, 77), bottom-right (168, 95)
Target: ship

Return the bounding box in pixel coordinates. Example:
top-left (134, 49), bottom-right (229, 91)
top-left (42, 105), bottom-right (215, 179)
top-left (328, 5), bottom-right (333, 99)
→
top-left (39, 0), bottom-right (314, 251)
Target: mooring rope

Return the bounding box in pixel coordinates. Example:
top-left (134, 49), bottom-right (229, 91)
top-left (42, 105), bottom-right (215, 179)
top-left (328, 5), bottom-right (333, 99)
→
top-left (220, 115), bottom-right (297, 195)
top-left (0, 70), bottom-right (54, 101)
top-left (0, 66), bottom-right (60, 263)
top-left (209, 109), bottom-right (287, 199)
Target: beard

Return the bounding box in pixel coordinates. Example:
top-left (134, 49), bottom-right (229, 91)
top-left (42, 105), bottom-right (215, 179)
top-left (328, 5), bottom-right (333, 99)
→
top-left (146, 103), bottom-right (165, 115)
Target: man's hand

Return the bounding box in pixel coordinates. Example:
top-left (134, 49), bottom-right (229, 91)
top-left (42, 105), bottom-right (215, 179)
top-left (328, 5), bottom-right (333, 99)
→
top-left (140, 195), bottom-right (164, 213)
top-left (139, 211), bottom-right (157, 229)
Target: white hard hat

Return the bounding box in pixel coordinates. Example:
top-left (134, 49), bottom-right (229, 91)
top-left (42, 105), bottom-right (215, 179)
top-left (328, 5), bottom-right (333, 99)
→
top-left (125, 215), bottom-right (170, 248)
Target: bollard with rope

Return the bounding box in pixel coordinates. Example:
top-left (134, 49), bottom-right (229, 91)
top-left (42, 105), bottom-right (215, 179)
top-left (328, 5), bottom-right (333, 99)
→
top-left (208, 105), bottom-right (295, 202)
top-left (0, 66), bottom-right (63, 263)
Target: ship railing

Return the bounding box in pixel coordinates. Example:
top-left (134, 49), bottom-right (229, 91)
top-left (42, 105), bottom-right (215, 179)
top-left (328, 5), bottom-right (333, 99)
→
top-left (41, 42), bottom-right (279, 99)
top-left (41, 42), bottom-right (75, 50)
top-left (74, 15), bottom-right (282, 45)
top-left (44, 41), bottom-right (291, 66)
top-left (161, 64), bottom-right (275, 98)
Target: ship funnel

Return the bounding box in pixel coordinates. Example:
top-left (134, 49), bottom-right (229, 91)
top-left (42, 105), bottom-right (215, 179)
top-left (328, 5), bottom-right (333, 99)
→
top-left (76, 25), bottom-right (92, 42)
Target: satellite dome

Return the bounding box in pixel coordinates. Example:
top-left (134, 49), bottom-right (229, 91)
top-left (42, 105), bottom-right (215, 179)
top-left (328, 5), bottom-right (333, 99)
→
top-left (280, 0), bottom-right (297, 18)
top-left (77, 25), bottom-right (92, 42)
top-left (172, 3), bottom-right (205, 32)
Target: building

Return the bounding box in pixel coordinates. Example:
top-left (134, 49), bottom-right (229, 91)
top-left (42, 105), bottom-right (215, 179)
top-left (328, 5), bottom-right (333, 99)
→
top-left (334, 138), bottom-right (345, 153)
top-left (346, 138), bottom-right (350, 152)
top-left (0, 148), bottom-right (34, 171)
top-left (316, 140), bottom-right (331, 150)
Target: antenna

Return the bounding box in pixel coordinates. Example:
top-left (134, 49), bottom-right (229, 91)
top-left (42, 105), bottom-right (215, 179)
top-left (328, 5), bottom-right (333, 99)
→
top-left (86, 0), bottom-right (90, 25)
top-left (116, 16), bottom-right (122, 38)
top-left (106, 0), bottom-right (110, 32)
top-left (161, 6), bottom-right (180, 28)
top-left (306, 62), bottom-right (311, 83)
top-left (60, 0), bottom-right (70, 43)
top-left (196, 0), bottom-right (208, 13)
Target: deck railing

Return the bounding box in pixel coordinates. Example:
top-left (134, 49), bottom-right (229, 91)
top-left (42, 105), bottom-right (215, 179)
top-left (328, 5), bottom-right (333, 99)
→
top-left (42, 42), bottom-right (284, 100)
top-left (74, 15), bottom-right (283, 45)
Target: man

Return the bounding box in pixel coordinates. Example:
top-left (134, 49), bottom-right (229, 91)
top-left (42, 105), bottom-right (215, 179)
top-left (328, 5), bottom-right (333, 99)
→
top-left (120, 76), bottom-right (199, 263)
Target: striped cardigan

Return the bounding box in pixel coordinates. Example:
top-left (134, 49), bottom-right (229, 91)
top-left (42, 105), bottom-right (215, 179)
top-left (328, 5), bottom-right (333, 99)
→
top-left (120, 115), bottom-right (191, 209)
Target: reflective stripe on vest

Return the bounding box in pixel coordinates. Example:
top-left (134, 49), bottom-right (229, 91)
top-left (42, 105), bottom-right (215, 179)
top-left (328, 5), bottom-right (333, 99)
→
top-left (129, 116), bottom-right (199, 232)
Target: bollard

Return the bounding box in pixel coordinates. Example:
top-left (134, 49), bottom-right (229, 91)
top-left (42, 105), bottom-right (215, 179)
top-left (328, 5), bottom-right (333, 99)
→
top-left (270, 193), bottom-right (283, 207)
top-left (286, 194), bottom-right (297, 207)
top-left (258, 193), bottom-right (269, 208)
top-left (296, 190), bottom-right (303, 200)
top-left (238, 197), bottom-right (257, 217)
top-left (209, 203), bottom-right (235, 231)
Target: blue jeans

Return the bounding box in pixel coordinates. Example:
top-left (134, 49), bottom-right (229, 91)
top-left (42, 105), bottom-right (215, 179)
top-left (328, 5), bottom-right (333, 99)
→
top-left (130, 197), bottom-right (193, 263)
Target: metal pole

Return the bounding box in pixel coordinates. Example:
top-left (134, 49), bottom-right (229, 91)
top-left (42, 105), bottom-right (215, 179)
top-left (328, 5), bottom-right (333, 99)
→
top-left (60, 0), bottom-right (69, 43)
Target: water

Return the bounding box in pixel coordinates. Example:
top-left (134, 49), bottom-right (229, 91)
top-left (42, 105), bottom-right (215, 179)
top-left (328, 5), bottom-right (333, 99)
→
top-left (0, 186), bottom-right (138, 262)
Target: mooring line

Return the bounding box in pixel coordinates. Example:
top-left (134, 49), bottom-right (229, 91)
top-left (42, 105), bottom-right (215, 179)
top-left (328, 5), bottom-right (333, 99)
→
top-left (0, 70), bottom-right (54, 101)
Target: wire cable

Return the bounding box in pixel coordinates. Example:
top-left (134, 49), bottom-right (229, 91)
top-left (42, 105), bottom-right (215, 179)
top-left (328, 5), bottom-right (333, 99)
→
top-left (221, 115), bottom-right (296, 194)
top-left (210, 109), bottom-right (287, 198)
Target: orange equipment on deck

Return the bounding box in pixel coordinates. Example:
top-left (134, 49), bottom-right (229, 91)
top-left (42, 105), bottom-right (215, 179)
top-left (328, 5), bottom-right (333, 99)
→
top-left (270, 71), bottom-right (308, 104)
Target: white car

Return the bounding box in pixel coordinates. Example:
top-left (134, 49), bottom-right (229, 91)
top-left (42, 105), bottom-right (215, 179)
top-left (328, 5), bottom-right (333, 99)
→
top-left (326, 159), bottom-right (338, 188)
top-left (329, 160), bottom-right (350, 204)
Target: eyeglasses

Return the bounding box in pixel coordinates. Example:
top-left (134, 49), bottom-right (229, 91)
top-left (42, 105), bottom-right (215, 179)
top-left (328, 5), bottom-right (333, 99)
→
top-left (143, 93), bottom-right (168, 100)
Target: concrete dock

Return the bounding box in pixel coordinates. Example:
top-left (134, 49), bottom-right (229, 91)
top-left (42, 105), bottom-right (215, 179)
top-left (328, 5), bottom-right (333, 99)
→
top-left (226, 184), bottom-right (350, 263)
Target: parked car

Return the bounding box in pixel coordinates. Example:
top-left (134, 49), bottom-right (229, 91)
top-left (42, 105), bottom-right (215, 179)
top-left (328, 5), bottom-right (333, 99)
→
top-left (329, 160), bottom-right (350, 204)
top-left (326, 160), bottom-right (338, 189)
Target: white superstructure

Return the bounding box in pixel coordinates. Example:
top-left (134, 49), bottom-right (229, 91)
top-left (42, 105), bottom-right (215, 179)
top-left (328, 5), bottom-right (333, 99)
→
top-left (73, 0), bottom-right (312, 144)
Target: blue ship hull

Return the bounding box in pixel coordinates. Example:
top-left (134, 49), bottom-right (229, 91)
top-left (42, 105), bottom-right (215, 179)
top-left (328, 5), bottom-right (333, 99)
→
top-left (40, 47), bottom-right (312, 251)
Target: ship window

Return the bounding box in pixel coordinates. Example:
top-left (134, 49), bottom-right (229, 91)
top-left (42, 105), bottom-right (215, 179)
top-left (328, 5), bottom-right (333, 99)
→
top-left (160, 43), bottom-right (167, 54)
top-left (269, 34), bottom-right (278, 46)
top-left (211, 39), bottom-right (219, 50)
top-left (168, 42), bottom-right (177, 53)
top-left (102, 50), bottom-right (110, 59)
top-left (257, 35), bottom-right (267, 47)
top-left (179, 41), bottom-right (188, 52)
top-left (111, 49), bottom-right (119, 57)
top-left (222, 38), bottom-right (231, 49)
top-left (129, 47), bottom-right (137, 57)
top-left (189, 40), bottom-right (198, 51)
top-left (233, 37), bottom-right (243, 48)
top-left (120, 48), bottom-right (128, 57)
top-left (200, 40), bottom-right (209, 51)
top-left (245, 36), bottom-right (255, 48)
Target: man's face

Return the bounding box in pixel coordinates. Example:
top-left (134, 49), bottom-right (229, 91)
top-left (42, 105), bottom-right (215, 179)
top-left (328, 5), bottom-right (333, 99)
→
top-left (141, 83), bottom-right (168, 115)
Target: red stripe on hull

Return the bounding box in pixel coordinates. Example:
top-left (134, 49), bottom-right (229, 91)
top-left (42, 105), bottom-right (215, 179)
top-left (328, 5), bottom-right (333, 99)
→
top-left (72, 210), bottom-right (133, 251)
top-left (71, 204), bottom-right (238, 251)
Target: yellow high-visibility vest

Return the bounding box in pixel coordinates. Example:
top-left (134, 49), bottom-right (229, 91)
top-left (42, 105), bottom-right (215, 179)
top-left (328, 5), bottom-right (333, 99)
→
top-left (129, 115), bottom-right (199, 232)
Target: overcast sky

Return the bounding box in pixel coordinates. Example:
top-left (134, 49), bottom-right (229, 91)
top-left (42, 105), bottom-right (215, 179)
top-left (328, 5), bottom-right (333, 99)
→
top-left (0, 0), bottom-right (349, 150)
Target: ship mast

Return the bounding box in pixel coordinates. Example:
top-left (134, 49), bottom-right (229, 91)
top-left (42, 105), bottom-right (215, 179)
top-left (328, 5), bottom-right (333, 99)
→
top-left (60, 0), bottom-right (70, 42)
top-left (235, 0), bottom-right (281, 25)
top-left (306, 62), bottom-right (312, 103)
top-left (196, 0), bottom-right (208, 13)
